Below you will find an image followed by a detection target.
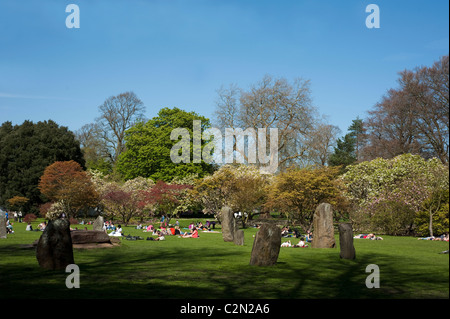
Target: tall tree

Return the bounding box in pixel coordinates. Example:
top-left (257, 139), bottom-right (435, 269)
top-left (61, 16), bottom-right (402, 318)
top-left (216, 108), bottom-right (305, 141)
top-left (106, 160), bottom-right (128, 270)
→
top-left (117, 107), bottom-right (215, 182)
top-left (96, 91), bottom-right (146, 165)
top-left (329, 118), bottom-right (365, 169)
top-left (0, 120), bottom-right (85, 213)
top-left (214, 75), bottom-right (318, 171)
top-left (305, 122), bottom-right (341, 166)
top-left (75, 123), bottom-right (112, 175)
top-left (363, 88), bottom-right (422, 160)
top-left (363, 55), bottom-right (449, 164)
top-left (38, 161), bottom-right (99, 218)
top-left (399, 55), bottom-right (449, 165)
top-left (348, 117), bottom-right (367, 162)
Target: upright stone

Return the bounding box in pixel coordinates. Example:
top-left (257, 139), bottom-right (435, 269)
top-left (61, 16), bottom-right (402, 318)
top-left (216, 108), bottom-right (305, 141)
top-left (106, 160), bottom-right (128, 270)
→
top-left (233, 229), bottom-right (245, 246)
top-left (92, 215), bottom-right (104, 231)
top-left (338, 223), bottom-right (356, 260)
top-left (249, 224), bottom-right (281, 266)
top-left (0, 211), bottom-right (6, 239)
top-left (311, 203), bottom-right (336, 249)
top-left (36, 218), bottom-right (74, 270)
top-left (221, 206), bottom-right (236, 242)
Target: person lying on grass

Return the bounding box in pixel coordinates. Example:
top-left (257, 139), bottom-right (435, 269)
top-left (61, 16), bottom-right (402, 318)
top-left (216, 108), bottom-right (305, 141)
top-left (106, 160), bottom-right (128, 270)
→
top-left (182, 227), bottom-right (199, 238)
top-left (147, 230), bottom-right (165, 241)
top-left (354, 233), bottom-right (383, 240)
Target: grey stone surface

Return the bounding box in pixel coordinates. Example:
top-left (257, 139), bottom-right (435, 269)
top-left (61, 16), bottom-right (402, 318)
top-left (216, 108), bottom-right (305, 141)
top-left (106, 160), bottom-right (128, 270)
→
top-left (221, 206), bottom-right (236, 242)
top-left (338, 223), bottom-right (356, 259)
top-left (36, 218), bottom-right (74, 270)
top-left (249, 223), bottom-right (281, 266)
top-left (233, 229), bottom-right (245, 246)
top-left (92, 215), bottom-right (104, 231)
top-left (71, 230), bottom-right (111, 244)
top-left (311, 203), bottom-right (336, 249)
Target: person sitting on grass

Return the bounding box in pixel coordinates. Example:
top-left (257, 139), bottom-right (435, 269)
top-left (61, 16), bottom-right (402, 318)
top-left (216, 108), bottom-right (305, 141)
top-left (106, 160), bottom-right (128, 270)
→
top-left (197, 222), bottom-right (209, 231)
top-left (305, 231), bottom-right (313, 243)
top-left (182, 227), bottom-right (199, 238)
top-left (143, 224), bottom-right (154, 232)
top-left (155, 230), bottom-right (165, 241)
top-left (174, 225), bottom-right (184, 235)
top-left (109, 224), bottom-right (123, 237)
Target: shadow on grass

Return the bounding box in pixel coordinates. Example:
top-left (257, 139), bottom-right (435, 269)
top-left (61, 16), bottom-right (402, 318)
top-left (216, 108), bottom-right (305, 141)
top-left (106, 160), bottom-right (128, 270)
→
top-left (0, 242), bottom-right (448, 299)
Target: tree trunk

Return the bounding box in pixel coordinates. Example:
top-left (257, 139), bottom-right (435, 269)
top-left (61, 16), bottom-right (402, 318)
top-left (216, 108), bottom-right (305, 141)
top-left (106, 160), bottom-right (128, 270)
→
top-left (429, 211), bottom-right (434, 237)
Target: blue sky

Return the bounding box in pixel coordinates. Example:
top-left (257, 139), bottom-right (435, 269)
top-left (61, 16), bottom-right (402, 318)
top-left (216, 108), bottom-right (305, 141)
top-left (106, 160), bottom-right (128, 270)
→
top-left (0, 0), bottom-right (448, 135)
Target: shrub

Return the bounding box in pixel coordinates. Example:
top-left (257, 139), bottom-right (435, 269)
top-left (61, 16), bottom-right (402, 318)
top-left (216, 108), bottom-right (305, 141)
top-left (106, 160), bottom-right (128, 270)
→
top-left (23, 213), bottom-right (37, 223)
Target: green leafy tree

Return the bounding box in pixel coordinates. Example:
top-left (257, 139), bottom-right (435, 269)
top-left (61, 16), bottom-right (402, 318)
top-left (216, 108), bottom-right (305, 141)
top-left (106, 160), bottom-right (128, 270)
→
top-left (341, 154), bottom-right (449, 235)
top-left (415, 189), bottom-right (449, 237)
top-left (190, 165), bottom-right (272, 226)
top-left (0, 120), bottom-right (85, 214)
top-left (265, 166), bottom-right (347, 231)
top-left (117, 107), bottom-right (215, 182)
top-left (329, 117), bottom-right (366, 169)
top-left (328, 134), bottom-right (357, 168)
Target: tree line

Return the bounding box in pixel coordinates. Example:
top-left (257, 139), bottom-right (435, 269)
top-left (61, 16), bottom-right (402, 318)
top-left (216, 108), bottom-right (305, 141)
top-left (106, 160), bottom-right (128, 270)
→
top-left (0, 55), bottom-right (448, 236)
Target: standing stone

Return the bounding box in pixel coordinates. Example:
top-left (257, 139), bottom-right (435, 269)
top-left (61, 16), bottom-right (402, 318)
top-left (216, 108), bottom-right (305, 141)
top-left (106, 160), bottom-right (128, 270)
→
top-left (92, 215), bottom-right (104, 231)
top-left (221, 206), bottom-right (236, 242)
top-left (338, 223), bottom-right (356, 260)
top-left (36, 218), bottom-right (74, 270)
top-left (233, 229), bottom-right (245, 246)
top-left (0, 212), bottom-right (6, 239)
top-left (249, 224), bottom-right (281, 266)
top-left (311, 203), bottom-right (336, 249)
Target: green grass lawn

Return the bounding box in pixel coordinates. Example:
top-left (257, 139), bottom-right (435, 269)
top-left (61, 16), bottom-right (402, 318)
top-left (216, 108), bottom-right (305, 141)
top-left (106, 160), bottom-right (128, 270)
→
top-left (0, 219), bottom-right (448, 299)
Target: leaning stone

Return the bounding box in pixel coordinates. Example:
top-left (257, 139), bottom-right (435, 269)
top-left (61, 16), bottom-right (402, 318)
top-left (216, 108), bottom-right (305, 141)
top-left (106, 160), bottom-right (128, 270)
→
top-left (36, 219), bottom-right (74, 270)
top-left (311, 203), bottom-right (336, 249)
top-left (250, 224), bottom-right (281, 266)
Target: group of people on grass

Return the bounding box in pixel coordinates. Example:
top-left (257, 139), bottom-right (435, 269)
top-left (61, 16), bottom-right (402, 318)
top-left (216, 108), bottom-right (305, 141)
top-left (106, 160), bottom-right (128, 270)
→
top-left (25, 221), bottom-right (47, 232)
top-left (280, 226), bottom-right (313, 248)
top-left (281, 237), bottom-right (309, 248)
top-left (354, 233), bottom-right (384, 240)
top-left (105, 220), bottom-right (204, 240)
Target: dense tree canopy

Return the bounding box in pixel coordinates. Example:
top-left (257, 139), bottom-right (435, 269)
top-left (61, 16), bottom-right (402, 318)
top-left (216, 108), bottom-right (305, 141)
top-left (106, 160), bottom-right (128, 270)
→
top-left (265, 166), bottom-right (347, 231)
top-left (0, 120), bottom-right (85, 213)
top-left (117, 107), bottom-right (215, 182)
top-left (190, 165), bottom-right (272, 223)
top-left (38, 161), bottom-right (99, 219)
top-left (341, 154), bottom-right (449, 235)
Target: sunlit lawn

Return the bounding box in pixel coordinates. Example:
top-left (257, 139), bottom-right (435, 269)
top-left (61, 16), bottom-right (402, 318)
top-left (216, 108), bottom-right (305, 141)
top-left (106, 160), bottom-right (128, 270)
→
top-left (0, 219), bottom-right (448, 299)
